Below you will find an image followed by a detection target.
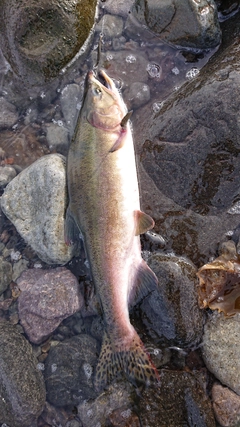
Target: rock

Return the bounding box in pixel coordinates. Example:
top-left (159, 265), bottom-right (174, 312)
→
top-left (0, 0), bottom-right (98, 86)
top-left (0, 321), bottom-right (46, 427)
top-left (0, 257), bottom-right (12, 295)
top-left (212, 383), bottom-right (240, 427)
top-left (132, 0), bottom-right (221, 49)
top-left (40, 402), bottom-right (69, 427)
top-left (0, 97), bottom-right (18, 129)
top-left (202, 312), bottom-right (240, 395)
top-left (138, 252), bottom-right (203, 347)
top-left (124, 82), bottom-right (151, 109)
top-left (0, 165), bottom-right (17, 187)
top-left (103, 0), bottom-right (134, 17)
top-left (60, 83), bottom-right (83, 135)
top-left (96, 14), bottom-right (124, 39)
top-left (139, 369), bottom-right (216, 426)
top-left (1, 154), bottom-right (76, 265)
top-left (78, 381), bottom-right (135, 427)
top-left (44, 334), bottom-right (99, 406)
top-left (12, 258), bottom-right (29, 281)
top-left (132, 10), bottom-right (240, 266)
top-left (17, 267), bottom-right (83, 344)
top-left (45, 122), bottom-right (69, 155)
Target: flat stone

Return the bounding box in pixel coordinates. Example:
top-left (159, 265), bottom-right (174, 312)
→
top-left (17, 267), bottom-right (83, 344)
top-left (1, 154), bottom-right (76, 265)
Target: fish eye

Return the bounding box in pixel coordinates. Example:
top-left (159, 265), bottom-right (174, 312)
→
top-left (93, 87), bottom-right (102, 96)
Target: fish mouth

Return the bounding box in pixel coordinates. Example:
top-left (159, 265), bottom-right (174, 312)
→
top-left (88, 69), bottom-right (114, 91)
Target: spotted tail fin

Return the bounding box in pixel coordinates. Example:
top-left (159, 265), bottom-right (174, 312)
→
top-left (94, 330), bottom-right (159, 392)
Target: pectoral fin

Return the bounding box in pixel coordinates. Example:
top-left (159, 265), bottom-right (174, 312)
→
top-left (135, 210), bottom-right (155, 235)
top-left (109, 111), bottom-right (133, 152)
top-left (64, 206), bottom-right (82, 246)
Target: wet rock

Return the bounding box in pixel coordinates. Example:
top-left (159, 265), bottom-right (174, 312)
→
top-left (0, 321), bottom-right (46, 427)
top-left (45, 122), bottom-right (69, 155)
top-left (0, 0), bottom-right (98, 86)
top-left (124, 82), bottom-right (151, 109)
top-left (40, 402), bottom-right (69, 427)
top-left (0, 256), bottom-right (12, 295)
top-left (138, 252), bottom-right (203, 347)
top-left (97, 14), bottom-right (124, 39)
top-left (202, 312), bottom-right (240, 395)
top-left (132, 0), bottom-right (221, 49)
top-left (60, 83), bottom-right (83, 134)
top-left (44, 334), bottom-right (99, 406)
top-left (0, 165), bottom-right (17, 187)
top-left (103, 0), bottom-right (134, 17)
top-left (133, 10), bottom-right (240, 266)
top-left (1, 154), bottom-right (76, 264)
top-left (139, 369), bottom-right (216, 426)
top-left (78, 381), bottom-right (135, 427)
top-left (17, 267), bottom-right (83, 344)
top-left (0, 97), bottom-right (19, 129)
top-left (212, 383), bottom-right (240, 427)
top-left (0, 126), bottom-right (50, 169)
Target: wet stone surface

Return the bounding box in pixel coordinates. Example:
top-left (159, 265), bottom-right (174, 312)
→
top-left (138, 252), bottom-right (204, 347)
top-left (0, 321), bottom-right (46, 427)
top-left (0, 0), bottom-right (98, 86)
top-left (132, 0), bottom-right (221, 49)
top-left (44, 334), bottom-right (99, 407)
top-left (202, 312), bottom-right (240, 396)
top-left (139, 369), bottom-right (216, 427)
top-left (0, 3), bottom-right (239, 427)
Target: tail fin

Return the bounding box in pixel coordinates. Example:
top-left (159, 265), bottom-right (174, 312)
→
top-left (94, 330), bottom-right (159, 392)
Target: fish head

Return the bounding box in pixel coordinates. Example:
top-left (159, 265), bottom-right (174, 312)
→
top-left (83, 70), bottom-right (127, 130)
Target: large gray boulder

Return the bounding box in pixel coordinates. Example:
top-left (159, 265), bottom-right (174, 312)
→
top-left (1, 154), bottom-right (76, 265)
top-left (133, 10), bottom-right (240, 266)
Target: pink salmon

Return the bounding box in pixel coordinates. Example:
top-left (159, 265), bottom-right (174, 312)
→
top-left (65, 69), bottom-right (159, 391)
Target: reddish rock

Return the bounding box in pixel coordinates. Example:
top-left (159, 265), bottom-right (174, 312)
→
top-left (17, 267), bottom-right (83, 344)
top-left (212, 383), bottom-right (240, 427)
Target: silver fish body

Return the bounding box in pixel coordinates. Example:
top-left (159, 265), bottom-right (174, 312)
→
top-left (65, 69), bottom-right (158, 390)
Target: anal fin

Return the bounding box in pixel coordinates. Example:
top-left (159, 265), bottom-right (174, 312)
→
top-left (129, 259), bottom-right (158, 307)
top-left (135, 210), bottom-right (155, 235)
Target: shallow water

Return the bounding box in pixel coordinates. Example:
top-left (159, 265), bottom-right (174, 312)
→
top-left (0, 2), bottom-right (228, 426)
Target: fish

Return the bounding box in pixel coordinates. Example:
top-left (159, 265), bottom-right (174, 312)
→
top-left (65, 69), bottom-right (159, 391)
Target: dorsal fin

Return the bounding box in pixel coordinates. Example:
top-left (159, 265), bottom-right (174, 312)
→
top-left (135, 210), bottom-right (155, 235)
